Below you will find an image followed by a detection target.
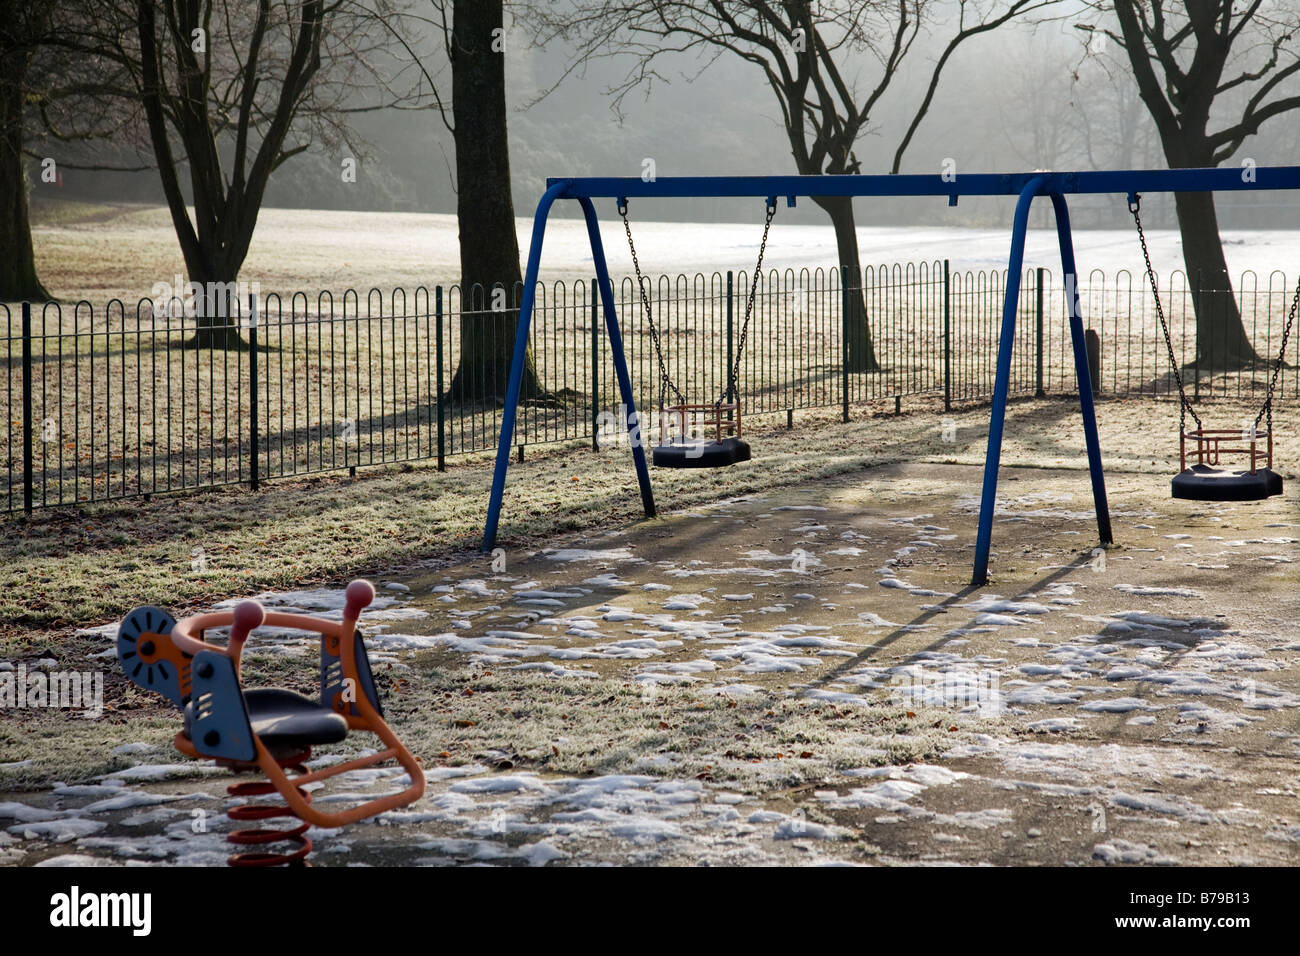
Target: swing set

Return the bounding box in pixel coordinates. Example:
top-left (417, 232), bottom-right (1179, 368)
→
top-left (481, 166), bottom-right (1300, 586)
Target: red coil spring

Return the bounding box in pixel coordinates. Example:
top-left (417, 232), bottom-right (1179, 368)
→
top-left (225, 753), bottom-right (314, 867)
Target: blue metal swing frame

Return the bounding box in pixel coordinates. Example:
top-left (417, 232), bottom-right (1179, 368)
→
top-left (481, 166), bottom-right (1300, 585)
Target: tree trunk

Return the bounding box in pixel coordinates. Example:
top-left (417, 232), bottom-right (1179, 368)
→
top-left (1109, 0), bottom-right (1265, 371)
top-left (447, 0), bottom-right (541, 405)
top-left (171, 232), bottom-right (246, 349)
top-left (1172, 189), bottom-right (1259, 369)
top-left (813, 194), bottom-right (879, 373)
top-left (178, 268), bottom-right (247, 350)
top-left (0, 40), bottom-right (50, 302)
top-left (1152, 117), bottom-right (1262, 370)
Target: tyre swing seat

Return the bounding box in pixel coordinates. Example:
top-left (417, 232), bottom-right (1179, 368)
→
top-left (1172, 464), bottom-right (1282, 500)
top-left (1130, 193), bottom-right (1292, 506)
top-left (115, 579), bottom-right (425, 866)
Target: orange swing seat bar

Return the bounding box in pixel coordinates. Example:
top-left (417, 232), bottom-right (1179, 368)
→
top-left (1180, 426), bottom-right (1272, 473)
top-left (658, 401), bottom-right (742, 446)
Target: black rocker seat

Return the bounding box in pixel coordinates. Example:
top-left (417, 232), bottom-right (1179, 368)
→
top-left (184, 688), bottom-right (349, 750)
top-left (1171, 464), bottom-right (1284, 502)
top-left (653, 436), bottom-right (751, 469)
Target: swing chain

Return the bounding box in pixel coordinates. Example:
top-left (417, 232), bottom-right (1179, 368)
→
top-left (721, 198), bottom-right (778, 408)
top-left (1255, 270), bottom-right (1299, 436)
top-left (619, 200), bottom-right (685, 409)
top-left (1130, 195), bottom-right (1203, 432)
top-left (1132, 193), bottom-right (1298, 442)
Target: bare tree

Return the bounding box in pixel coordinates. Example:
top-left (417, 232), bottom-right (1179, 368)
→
top-left (1083, 0), bottom-right (1300, 368)
top-left (10, 1), bottom-right (155, 303)
top-left (60, 1), bottom-right (424, 347)
top-left (0, 2), bottom-right (53, 301)
top-left (995, 36), bottom-right (1087, 171)
top-left (529, 1), bottom-right (1063, 373)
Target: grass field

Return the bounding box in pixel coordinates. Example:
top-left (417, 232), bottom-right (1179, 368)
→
top-left (5, 393), bottom-right (1291, 633)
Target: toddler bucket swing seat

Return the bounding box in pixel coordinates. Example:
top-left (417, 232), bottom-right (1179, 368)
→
top-left (618, 197), bottom-right (776, 467)
top-left (1130, 195), bottom-right (1294, 502)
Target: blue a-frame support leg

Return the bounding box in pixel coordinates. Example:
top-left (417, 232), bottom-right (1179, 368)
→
top-left (1053, 192), bottom-right (1114, 552)
top-left (971, 179), bottom-right (1113, 585)
top-left (483, 188), bottom-right (655, 552)
top-left (578, 195), bottom-right (656, 520)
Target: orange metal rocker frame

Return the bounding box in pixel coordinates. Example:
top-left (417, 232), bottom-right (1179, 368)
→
top-left (116, 580), bottom-right (424, 865)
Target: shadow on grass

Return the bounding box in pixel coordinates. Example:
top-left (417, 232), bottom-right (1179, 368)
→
top-left (805, 553), bottom-right (1099, 695)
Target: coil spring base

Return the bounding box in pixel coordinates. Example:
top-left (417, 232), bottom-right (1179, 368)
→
top-left (225, 751), bottom-right (314, 867)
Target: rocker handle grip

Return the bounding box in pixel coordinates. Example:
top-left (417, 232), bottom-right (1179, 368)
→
top-left (226, 601), bottom-right (265, 675)
top-left (343, 580), bottom-right (376, 624)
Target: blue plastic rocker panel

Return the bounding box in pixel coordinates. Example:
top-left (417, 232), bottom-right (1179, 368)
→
top-left (116, 605), bottom-right (188, 707)
top-left (320, 629), bottom-right (384, 719)
top-left (187, 650), bottom-right (257, 763)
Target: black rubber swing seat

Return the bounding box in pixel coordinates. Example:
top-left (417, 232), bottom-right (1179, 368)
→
top-left (1171, 464), bottom-right (1284, 502)
top-left (653, 436), bottom-right (751, 468)
top-left (183, 688), bottom-right (349, 750)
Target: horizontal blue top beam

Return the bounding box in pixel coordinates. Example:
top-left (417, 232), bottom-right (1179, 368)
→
top-left (546, 166), bottom-right (1300, 201)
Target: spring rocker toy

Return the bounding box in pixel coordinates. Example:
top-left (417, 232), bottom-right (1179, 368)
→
top-left (116, 580), bottom-right (425, 866)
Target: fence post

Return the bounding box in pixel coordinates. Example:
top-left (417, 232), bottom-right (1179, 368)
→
top-left (21, 301), bottom-right (33, 515)
top-left (1035, 267), bottom-right (1046, 397)
top-left (591, 278), bottom-right (600, 452)
top-left (248, 294), bottom-right (259, 491)
top-left (1085, 328), bottom-right (1101, 393)
top-left (726, 271), bottom-right (736, 423)
top-left (943, 259), bottom-right (951, 413)
top-left (435, 286), bottom-right (446, 471)
top-left (1192, 272), bottom-right (1201, 402)
top-left (840, 266), bottom-right (850, 423)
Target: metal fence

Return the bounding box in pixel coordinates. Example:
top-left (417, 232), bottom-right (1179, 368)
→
top-left (4, 263), bottom-right (1298, 513)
